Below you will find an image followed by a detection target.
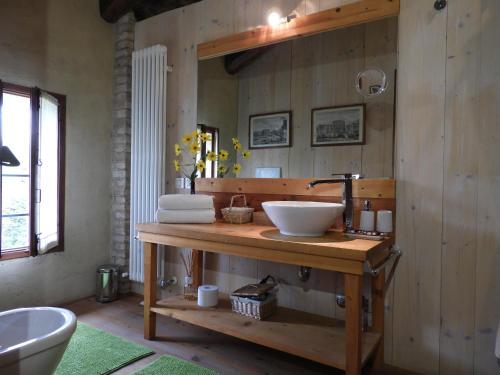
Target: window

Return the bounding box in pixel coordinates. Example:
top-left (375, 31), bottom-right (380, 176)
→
top-left (197, 124), bottom-right (219, 178)
top-left (0, 81), bottom-right (65, 260)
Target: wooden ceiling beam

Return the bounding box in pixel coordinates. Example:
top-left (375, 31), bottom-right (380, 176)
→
top-left (223, 46), bottom-right (274, 75)
top-left (100, 0), bottom-right (202, 23)
top-left (100, 0), bottom-right (134, 23)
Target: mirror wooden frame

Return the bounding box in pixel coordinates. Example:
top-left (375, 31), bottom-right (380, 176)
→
top-left (197, 0), bottom-right (399, 60)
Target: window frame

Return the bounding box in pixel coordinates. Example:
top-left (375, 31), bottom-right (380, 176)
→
top-left (0, 81), bottom-right (66, 260)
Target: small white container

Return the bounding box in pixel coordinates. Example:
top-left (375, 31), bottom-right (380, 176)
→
top-left (376, 210), bottom-right (393, 233)
top-left (359, 200), bottom-right (375, 232)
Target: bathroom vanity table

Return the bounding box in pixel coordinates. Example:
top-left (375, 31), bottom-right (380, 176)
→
top-left (137, 220), bottom-right (395, 375)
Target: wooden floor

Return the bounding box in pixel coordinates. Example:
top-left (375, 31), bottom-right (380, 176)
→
top-left (64, 295), bottom-right (420, 375)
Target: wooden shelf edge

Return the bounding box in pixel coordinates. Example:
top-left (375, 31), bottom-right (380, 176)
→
top-left (150, 295), bottom-right (381, 370)
top-left (195, 178), bottom-right (396, 199)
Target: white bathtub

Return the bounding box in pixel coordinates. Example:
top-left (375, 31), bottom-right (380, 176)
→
top-left (0, 307), bottom-right (76, 375)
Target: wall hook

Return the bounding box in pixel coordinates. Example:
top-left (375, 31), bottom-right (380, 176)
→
top-left (434, 0), bottom-right (447, 11)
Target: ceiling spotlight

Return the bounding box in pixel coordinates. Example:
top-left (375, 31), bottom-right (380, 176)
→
top-left (267, 11), bottom-right (282, 27)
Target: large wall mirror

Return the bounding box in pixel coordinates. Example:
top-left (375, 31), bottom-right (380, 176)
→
top-left (197, 16), bottom-right (398, 179)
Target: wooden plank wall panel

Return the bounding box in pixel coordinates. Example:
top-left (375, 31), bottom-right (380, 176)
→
top-left (474, 1), bottom-right (500, 373)
top-left (195, 0), bottom-right (238, 298)
top-left (393, 0), bottom-right (447, 373)
top-left (237, 18), bottom-right (397, 179)
top-left (310, 25), bottom-right (364, 178)
top-left (237, 41), bottom-right (293, 178)
top-left (362, 16), bottom-right (397, 359)
top-left (362, 19), bottom-right (397, 178)
top-left (440, 1), bottom-right (481, 374)
top-left (234, 15), bottom-right (295, 296)
top-left (288, 33), bottom-right (316, 178)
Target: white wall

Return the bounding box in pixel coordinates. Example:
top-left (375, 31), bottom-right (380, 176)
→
top-left (0, 0), bottom-right (113, 309)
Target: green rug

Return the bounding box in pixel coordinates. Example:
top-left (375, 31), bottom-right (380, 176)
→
top-left (55, 322), bottom-right (154, 375)
top-left (133, 355), bottom-right (220, 375)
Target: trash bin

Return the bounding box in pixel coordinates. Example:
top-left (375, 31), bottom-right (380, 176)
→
top-left (96, 265), bottom-right (119, 303)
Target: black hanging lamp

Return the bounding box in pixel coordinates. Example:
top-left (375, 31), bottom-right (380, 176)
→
top-left (0, 146), bottom-right (20, 167)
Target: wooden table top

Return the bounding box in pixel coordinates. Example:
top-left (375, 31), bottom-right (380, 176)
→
top-left (136, 222), bottom-right (393, 263)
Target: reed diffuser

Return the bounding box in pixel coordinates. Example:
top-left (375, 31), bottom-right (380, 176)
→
top-left (180, 252), bottom-right (197, 300)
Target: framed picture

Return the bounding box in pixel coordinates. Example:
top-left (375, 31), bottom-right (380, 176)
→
top-left (249, 111), bottom-right (292, 149)
top-left (311, 104), bottom-right (365, 147)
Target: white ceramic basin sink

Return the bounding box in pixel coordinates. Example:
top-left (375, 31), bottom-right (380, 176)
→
top-left (262, 201), bottom-right (345, 237)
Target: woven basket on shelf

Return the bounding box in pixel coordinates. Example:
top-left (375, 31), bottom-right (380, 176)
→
top-left (229, 294), bottom-right (277, 320)
top-left (221, 194), bottom-right (254, 224)
top-left (229, 275), bottom-right (278, 320)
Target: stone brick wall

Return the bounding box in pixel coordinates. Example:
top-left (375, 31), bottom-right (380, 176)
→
top-left (111, 13), bottom-right (135, 293)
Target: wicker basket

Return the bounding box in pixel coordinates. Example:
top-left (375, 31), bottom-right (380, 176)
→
top-left (221, 195), bottom-right (254, 224)
top-left (229, 293), bottom-right (277, 320)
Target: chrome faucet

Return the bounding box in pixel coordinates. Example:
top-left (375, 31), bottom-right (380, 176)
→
top-left (307, 174), bottom-right (361, 231)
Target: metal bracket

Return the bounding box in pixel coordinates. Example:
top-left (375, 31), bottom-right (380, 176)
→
top-left (367, 246), bottom-right (402, 294)
top-left (298, 266), bottom-right (311, 282)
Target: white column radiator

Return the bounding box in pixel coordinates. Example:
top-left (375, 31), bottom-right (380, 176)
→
top-left (130, 45), bottom-right (167, 282)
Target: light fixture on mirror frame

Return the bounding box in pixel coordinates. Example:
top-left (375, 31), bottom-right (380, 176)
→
top-left (355, 67), bottom-right (388, 98)
top-left (267, 10), bottom-right (297, 27)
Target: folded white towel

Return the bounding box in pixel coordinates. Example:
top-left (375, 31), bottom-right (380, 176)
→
top-left (156, 209), bottom-right (216, 224)
top-left (158, 194), bottom-right (214, 211)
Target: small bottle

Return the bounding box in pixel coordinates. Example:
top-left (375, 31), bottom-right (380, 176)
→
top-left (183, 275), bottom-right (197, 301)
top-left (359, 200), bottom-right (375, 232)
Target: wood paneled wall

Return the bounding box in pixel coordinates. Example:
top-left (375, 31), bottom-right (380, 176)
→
top-left (135, 0), bottom-right (500, 373)
top-left (394, 0), bottom-right (500, 374)
top-left (234, 19), bottom-right (397, 179)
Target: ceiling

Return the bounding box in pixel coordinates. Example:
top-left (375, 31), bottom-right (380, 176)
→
top-left (100, 0), bottom-right (203, 23)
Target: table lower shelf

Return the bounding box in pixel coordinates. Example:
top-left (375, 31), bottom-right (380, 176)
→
top-left (151, 295), bottom-right (381, 370)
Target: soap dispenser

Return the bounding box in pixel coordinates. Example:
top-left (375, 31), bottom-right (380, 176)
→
top-left (359, 200), bottom-right (375, 232)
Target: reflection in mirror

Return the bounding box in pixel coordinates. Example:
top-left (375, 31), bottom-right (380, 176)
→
top-left (355, 68), bottom-right (388, 98)
top-left (197, 17), bottom-right (398, 179)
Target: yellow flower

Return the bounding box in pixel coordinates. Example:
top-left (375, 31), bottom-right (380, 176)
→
top-left (182, 134), bottom-right (193, 144)
top-left (218, 164), bottom-right (227, 174)
top-left (219, 149), bottom-right (229, 161)
top-left (196, 159), bottom-right (205, 172)
top-left (206, 151), bottom-right (217, 161)
top-left (200, 132), bottom-right (212, 142)
top-left (173, 159), bottom-right (180, 172)
top-left (191, 129), bottom-right (200, 139)
top-left (242, 150), bottom-right (251, 159)
top-left (234, 142), bottom-right (242, 151)
top-left (188, 142), bottom-right (201, 155)
top-left (232, 163), bottom-right (242, 175)
top-left (232, 137), bottom-right (239, 145)
top-left (174, 143), bottom-right (182, 156)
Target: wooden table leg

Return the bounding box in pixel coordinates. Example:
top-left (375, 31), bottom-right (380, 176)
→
top-left (371, 269), bottom-right (385, 368)
top-left (144, 242), bottom-right (157, 340)
top-left (345, 273), bottom-right (363, 375)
